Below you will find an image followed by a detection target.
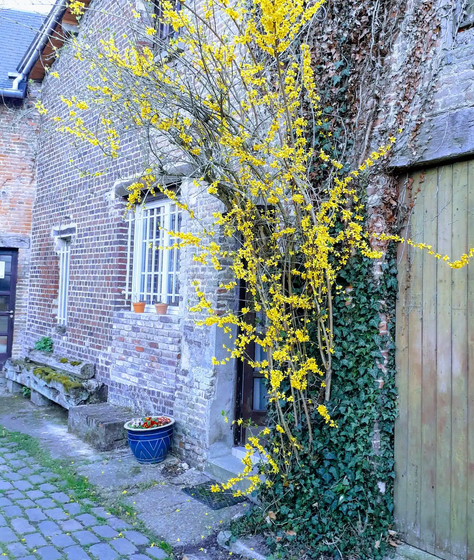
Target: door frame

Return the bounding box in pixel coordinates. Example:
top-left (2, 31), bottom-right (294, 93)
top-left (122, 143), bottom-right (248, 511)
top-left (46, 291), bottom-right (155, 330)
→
top-left (0, 249), bottom-right (18, 366)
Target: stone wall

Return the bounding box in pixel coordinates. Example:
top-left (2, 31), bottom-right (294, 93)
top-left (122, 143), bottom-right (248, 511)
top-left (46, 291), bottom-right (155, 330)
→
top-left (0, 93), bottom-right (38, 358)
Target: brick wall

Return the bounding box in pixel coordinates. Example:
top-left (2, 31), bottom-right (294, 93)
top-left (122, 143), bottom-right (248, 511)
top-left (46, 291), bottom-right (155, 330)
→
top-left (23, 0), bottom-right (147, 393)
top-left (109, 312), bottom-right (181, 415)
top-left (0, 93), bottom-right (38, 358)
top-left (25, 0), bottom-right (239, 466)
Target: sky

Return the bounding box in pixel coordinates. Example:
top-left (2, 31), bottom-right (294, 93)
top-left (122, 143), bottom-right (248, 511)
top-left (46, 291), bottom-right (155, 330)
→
top-left (0, 0), bottom-right (52, 13)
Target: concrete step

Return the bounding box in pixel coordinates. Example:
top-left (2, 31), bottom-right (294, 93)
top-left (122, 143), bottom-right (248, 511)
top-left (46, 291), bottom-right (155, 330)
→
top-left (68, 403), bottom-right (132, 451)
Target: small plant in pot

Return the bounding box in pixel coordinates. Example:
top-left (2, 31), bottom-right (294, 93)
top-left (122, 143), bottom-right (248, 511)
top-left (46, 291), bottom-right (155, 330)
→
top-left (124, 416), bottom-right (174, 464)
top-left (154, 300), bottom-right (168, 314)
top-left (132, 296), bottom-right (146, 313)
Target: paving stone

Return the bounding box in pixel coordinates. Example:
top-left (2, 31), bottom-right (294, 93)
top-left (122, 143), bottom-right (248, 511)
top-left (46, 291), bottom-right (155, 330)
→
top-left (0, 514), bottom-right (7, 526)
top-left (63, 503), bottom-right (81, 515)
top-left (50, 533), bottom-right (75, 548)
top-left (71, 530), bottom-right (99, 545)
top-left (38, 521), bottom-right (62, 537)
top-left (25, 509), bottom-right (47, 522)
top-left (15, 452), bottom-right (29, 458)
top-left (41, 473), bottom-right (59, 481)
top-left (4, 505), bottom-right (23, 517)
top-left (24, 533), bottom-right (47, 548)
top-left (91, 525), bottom-right (117, 539)
top-left (26, 490), bottom-right (45, 500)
top-left (0, 497), bottom-right (13, 507)
top-left (36, 546), bottom-right (62, 560)
top-left (17, 499), bottom-right (36, 508)
top-left (4, 473), bottom-right (22, 481)
top-left (46, 508), bottom-right (68, 521)
top-left (9, 460), bottom-right (26, 469)
top-left (64, 545), bottom-right (91, 560)
top-left (122, 531), bottom-right (149, 546)
top-left (6, 489), bottom-right (25, 497)
top-left (13, 481), bottom-right (32, 491)
top-left (7, 542), bottom-right (29, 557)
top-left (28, 475), bottom-right (45, 485)
top-left (39, 484), bottom-right (58, 493)
top-left (61, 520), bottom-right (83, 532)
top-left (36, 499), bottom-right (56, 509)
top-left (145, 548), bottom-right (168, 560)
top-left (51, 492), bottom-right (70, 504)
top-left (0, 480), bottom-right (13, 490)
top-left (0, 526), bottom-right (18, 543)
top-left (0, 457), bottom-right (5, 464)
top-left (11, 518), bottom-right (35, 534)
top-left (89, 543), bottom-right (117, 560)
top-left (4, 453), bottom-right (19, 459)
top-left (130, 555), bottom-right (154, 560)
top-left (110, 538), bottom-right (137, 555)
top-left (106, 517), bottom-right (131, 530)
top-left (75, 514), bottom-right (98, 527)
top-left (18, 468), bottom-right (35, 476)
top-left (90, 507), bottom-right (109, 518)
top-left (17, 556), bottom-right (36, 560)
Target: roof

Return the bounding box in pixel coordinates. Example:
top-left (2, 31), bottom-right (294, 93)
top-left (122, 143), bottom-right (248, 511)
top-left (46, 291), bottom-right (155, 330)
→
top-left (0, 8), bottom-right (45, 92)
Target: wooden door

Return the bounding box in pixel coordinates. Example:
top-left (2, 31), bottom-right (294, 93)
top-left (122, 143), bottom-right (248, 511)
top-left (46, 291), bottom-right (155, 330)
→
top-left (0, 250), bottom-right (18, 368)
top-left (395, 162), bottom-right (474, 560)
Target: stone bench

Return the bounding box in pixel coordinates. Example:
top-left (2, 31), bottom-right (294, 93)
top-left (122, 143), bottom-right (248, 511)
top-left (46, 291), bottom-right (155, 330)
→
top-left (4, 352), bottom-right (106, 410)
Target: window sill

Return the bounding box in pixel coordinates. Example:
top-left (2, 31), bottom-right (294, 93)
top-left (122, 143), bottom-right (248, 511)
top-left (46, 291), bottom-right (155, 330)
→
top-left (114, 309), bottom-right (182, 323)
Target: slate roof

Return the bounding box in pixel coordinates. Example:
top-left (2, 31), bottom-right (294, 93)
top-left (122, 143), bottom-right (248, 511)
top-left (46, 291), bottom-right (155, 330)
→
top-left (0, 9), bottom-right (45, 92)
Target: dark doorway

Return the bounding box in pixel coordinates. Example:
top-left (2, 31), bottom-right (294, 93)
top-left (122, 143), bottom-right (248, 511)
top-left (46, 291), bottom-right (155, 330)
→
top-left (0, 250), bottom-right (18, 368)
top-left (234, 279), bottom-right (268, 445)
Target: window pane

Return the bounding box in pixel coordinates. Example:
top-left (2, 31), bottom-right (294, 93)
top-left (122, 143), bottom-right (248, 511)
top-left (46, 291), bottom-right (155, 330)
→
top-left (0, 336), bottom-right (7, 353)
top-left (0, 317), bottom-right (7, 333)
top-left (0, 276), bottom-right (11, 292)
top-left (0, 256), bottom-right (12, 274)
top-left (253, 378), bottom-right (268, 411)
top-left (0, 297), bottom-right (9, 311)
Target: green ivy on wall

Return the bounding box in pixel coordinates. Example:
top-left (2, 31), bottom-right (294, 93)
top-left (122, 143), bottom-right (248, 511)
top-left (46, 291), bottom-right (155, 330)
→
top-left (235, 248), bottom-right (398, 559)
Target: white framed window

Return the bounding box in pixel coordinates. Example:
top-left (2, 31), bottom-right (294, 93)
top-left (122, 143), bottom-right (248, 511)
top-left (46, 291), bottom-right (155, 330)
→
top-left (57, 238), bottom-right (71, 326)
top-left (126, 199), bottom-right (182, 312)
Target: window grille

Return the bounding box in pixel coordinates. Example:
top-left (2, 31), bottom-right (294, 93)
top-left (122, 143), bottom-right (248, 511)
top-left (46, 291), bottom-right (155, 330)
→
top-left (57, 238), bottom-right (71, 326)
top-left (126, 199), bottom-right (182, 312)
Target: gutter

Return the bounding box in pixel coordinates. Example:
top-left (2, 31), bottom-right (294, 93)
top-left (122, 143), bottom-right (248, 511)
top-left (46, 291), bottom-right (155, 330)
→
top-left (0, 0), bottom-right (67, 100)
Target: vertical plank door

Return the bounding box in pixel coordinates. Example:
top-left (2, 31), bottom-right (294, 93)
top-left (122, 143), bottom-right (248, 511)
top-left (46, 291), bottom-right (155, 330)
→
top-left (395, 162), bottom-right (473, 560)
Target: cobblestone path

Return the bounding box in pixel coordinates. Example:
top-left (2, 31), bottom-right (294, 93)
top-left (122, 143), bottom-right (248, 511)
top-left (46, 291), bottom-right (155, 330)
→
top-left (0, 442), bottom-right (169, 560)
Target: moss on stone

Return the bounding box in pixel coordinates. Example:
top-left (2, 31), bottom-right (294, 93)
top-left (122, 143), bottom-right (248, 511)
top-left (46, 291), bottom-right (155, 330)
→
top-left (59, 358), bottom-right (68, 364)
top-left (32, 367), bottom-right (82, 392)
top-left (69, 361), bottom-right (82, 366)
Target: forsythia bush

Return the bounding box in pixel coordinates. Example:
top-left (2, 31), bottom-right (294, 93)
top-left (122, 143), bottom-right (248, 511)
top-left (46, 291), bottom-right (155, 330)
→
top-left (38, 0), bottom-right (474, 555)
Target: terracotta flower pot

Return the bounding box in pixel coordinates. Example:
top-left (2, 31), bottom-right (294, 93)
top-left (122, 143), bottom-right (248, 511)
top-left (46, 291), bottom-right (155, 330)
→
top-left (133, 302), bottom-right (146, 313)
top-left (155, 303), bottom-right (168, 314)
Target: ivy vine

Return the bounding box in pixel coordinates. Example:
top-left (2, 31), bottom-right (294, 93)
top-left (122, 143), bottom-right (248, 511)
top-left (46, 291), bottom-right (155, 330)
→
top-left (234, 248), bottom-right (398, 559)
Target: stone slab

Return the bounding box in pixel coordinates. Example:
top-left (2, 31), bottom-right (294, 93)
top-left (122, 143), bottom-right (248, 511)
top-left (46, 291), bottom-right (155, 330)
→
top-left (28, 351), bottom-right (95, 380)
top-left (4, 360), bottom-right (105, 410)
top-left (68, 404), bottom-right (132, 451)
top-left (31, 390), bottom-right (54, 407)
top-left (391, 106), bottom-right (474, 169)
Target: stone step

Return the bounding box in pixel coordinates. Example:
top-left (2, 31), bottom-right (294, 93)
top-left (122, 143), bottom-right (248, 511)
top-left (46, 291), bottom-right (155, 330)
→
top-left (68, 403), bottom-right (133, 451)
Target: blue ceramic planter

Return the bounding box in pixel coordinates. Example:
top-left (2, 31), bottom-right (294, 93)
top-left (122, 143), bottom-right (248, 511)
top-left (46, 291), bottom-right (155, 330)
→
top-left (124, 418), bottom-right (175, 464)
